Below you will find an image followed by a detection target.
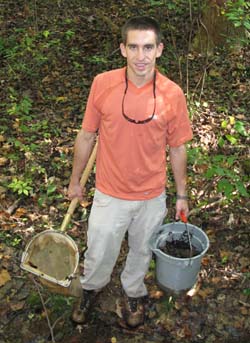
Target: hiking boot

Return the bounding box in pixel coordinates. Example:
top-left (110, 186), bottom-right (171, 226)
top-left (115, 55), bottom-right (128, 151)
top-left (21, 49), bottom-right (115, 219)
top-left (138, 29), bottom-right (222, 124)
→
top-left (71, 289), bottom-right (97, 324)
top-left (122, 295), bottom-right (145, 328)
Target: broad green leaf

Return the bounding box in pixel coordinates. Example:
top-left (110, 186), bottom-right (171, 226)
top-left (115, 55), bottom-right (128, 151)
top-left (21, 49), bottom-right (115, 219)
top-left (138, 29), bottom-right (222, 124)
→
top-left (227, 156), bottom-right (236, 165)
top-left (225, 134), bottom-right (237, 144)
top-left (235, 121), bottom-right (248, 136)
top-left (47, 184), bottom-right (57, 195)
top-left (43, 30), bottom-right (50, 38)
top-left (236, 181), bottom-right (249, 197)
top-left (244, 21), bottom-right (250, 30)
top-left (218, 137), bottom-right (225, 147)
top-left (221, 120), bottom-right (228, 129)
top-left (205, 167), bottom-right (215, 179)
top-left (218, 179), bottom-right (234, 197)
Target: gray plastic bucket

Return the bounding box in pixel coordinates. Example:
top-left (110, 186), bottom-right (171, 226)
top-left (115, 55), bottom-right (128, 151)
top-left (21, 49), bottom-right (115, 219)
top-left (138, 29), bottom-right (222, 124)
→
top-left (150, 222), bottom-right (209, 293)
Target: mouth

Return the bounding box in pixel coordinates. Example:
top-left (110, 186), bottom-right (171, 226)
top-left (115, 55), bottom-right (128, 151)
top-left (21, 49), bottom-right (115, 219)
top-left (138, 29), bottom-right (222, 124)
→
top-left (135, 63), bottom-right (147, 71)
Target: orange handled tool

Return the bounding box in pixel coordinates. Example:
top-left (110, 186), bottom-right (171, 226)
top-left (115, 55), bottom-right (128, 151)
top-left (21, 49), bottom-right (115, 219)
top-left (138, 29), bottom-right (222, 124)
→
top-left (180, 211), bottom-right (192, 258)
top-left (180, 211), bottom-right (188, 223)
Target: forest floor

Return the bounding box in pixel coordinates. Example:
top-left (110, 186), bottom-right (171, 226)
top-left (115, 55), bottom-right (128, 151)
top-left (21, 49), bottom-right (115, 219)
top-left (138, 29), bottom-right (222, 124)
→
top-left (0, 1), bottom-right (250, 343)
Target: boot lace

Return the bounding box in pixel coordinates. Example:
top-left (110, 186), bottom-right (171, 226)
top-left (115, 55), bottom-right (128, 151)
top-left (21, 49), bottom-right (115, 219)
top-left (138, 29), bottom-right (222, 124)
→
top-left (127, 297), bottom-right (138, 313)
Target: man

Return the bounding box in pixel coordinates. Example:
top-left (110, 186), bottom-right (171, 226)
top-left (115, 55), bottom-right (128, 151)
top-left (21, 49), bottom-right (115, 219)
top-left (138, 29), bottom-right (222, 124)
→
top-left (68, 16), bottom-right (193, 328)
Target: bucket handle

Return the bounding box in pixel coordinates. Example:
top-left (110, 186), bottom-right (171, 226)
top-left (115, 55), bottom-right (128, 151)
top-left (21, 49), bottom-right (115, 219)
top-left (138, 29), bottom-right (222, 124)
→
top-left (60, 139), bottom-right (98, 232)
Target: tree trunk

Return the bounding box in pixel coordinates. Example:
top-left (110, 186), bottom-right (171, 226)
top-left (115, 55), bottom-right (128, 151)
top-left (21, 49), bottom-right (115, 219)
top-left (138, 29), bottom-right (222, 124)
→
top-left (192, 0), bottom-right (244, 53)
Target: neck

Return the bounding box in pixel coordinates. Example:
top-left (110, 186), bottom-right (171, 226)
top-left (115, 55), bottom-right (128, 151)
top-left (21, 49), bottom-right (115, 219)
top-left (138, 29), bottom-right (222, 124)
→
top-left (126, 67), bottom-right (155, 88)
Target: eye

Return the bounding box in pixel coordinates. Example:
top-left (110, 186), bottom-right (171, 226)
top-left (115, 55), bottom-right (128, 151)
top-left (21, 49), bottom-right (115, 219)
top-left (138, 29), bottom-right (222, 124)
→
top-left (144, 45), bottom-right (154, 51)
top-left (128, 44), bottom-right (137, 51)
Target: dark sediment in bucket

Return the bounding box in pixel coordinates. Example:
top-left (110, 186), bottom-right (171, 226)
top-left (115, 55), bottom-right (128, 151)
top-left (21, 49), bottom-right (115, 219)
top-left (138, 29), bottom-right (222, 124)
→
top-left (160, 230), bottom-right (202, 258)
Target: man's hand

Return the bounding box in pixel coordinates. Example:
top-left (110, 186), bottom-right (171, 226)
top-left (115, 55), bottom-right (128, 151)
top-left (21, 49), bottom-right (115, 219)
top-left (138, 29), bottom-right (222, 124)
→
top-left (68, 181), bottom-right (84, 201)
top-left (67, 128), bottom-right (96, 201)
top-left (175, 199), bottom-right (189, 221)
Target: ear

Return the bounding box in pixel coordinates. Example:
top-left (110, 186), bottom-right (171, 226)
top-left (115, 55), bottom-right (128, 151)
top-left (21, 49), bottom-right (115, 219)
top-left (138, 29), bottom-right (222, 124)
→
top-left (120, 43), bottom-right (127, 58)
top-left (156, 43), bottom-right (164, 58)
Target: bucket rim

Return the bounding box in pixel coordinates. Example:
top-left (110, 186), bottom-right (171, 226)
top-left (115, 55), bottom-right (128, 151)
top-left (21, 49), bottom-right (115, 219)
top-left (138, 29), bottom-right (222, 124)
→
top-left (150, 221), bottom-right (210, 261)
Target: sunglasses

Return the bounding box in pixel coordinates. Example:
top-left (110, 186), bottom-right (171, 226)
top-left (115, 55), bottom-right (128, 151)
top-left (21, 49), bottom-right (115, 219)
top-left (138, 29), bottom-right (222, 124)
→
top-left (122, 69), bottom-right (156, 124)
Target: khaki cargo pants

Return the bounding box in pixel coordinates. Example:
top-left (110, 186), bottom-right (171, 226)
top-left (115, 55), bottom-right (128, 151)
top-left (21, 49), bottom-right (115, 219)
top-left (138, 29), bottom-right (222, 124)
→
top-left (80, 189), bottom-right (167, 297)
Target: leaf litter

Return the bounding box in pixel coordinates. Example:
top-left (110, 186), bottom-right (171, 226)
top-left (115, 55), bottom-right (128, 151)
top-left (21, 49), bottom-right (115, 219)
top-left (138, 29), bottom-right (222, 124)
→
top-left (0, 0), bottom-right (250, 342)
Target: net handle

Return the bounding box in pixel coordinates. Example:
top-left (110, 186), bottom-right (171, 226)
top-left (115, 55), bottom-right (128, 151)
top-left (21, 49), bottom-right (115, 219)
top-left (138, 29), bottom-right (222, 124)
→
top-left (60, 139), bottom-right (98, 232)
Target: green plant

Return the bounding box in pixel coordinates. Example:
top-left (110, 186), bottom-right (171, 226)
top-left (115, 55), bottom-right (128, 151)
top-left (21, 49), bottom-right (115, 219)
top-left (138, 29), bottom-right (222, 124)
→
top-left (221, 0), bottom-right (250, 45)
top-left (243, 288), bottom-right (250, 296)
top-left (0, 232), bottom-right (22, 247)
top-left (8, 177), bottom-right (33, 196)
top-left (219, 116), bottom-right (249, 147)
top-left (87, 55), bottom-right (108, 64)
top-left (187, 147), bottom-right (249, 200)
top-left (149, 259), bottom-right (156, 271)
top-left (7, 95), bottom-right (33, 118)
top-left (47, 294), bottom-right (73, 314)
top-left (8, 138), bottom-right (39, 153)
top-left (37, 179), bottom-right (63, 207)
top-left (204, 154), bottom-right (248, 198)
top-left (223, 0), bottom-right (250, 30)
top-left (42, 30), bottom-right (50, 39)
top-left (160, 295), bottom-right (175, 312)
top-left (27, 292), bottom-right (42, 307)
top-left (65, 29), bottom-right (75, 40)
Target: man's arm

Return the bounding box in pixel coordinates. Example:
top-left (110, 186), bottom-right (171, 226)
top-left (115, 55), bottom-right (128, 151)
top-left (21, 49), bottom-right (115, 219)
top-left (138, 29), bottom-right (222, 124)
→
top-left (169, 144), bottom-right (189, 220)
top-left (68, 128), bottom-right (96, 200)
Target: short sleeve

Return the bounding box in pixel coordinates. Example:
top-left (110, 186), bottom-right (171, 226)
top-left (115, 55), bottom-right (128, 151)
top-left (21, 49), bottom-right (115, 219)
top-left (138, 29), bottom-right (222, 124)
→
top-left (82, 76), bottom-right (101, 132)
top-left (166, 87), bottom-right (193, 147)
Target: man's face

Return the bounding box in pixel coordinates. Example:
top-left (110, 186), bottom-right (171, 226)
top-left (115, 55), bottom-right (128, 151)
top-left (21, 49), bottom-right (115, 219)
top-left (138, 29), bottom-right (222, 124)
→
top-left (120, 30), bottom-right (163, 84)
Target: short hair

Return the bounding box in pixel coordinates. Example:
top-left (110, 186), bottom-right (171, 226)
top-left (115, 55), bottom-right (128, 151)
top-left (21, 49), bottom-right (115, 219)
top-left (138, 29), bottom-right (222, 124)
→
top-left (121, 16), bottom-right (162, 45)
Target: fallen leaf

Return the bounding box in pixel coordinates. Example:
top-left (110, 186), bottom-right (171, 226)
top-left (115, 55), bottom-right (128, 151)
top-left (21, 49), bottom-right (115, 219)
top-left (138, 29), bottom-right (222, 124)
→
top-left (240, 307), bottom-right (248, 315)
top-left (72, 88), bottom-right (81, 94)
top-left (174, 301), bottom-right (182, 310)
top-left (201, 256), bottom-right (210, 266)
top-left (14, 207), bottom-right (27, 218)
top-left (10, 301), bottom-right (25, 311)
top-left (239, 84), bottom-right (247, 92)
top-left (0, 157), bottom-right (8, 166)
top-left (220, 250), bottom-right (230, 258)
top-left (239, 257), bottom-right (249, 268)
top-left (211, 277), bottom-right (221, 284)
top-left (56, 96), bottom-right (68, 103)
top-left (198, 287), bottom-right (213, 299)
top-left (42, 75), bottom-right (51, 83)
top-left (115, 299), bottom-right (123, 318)
top-left (0, 210), bottom-right (10, 219)
top-left (183, 324), bottom-right (192, 337)
top-left (79, 199), bottom-right (92, 208)
top-left (209, 69), bottom-right (222, 77)
top-left (0, 135), bottom-right (5, 142)
top-left (149, 289), bottom-right (164, 299)
top-left (176, 327), bottom-right (186, 338)
top-left (0, 269), bottom-right (11, 286)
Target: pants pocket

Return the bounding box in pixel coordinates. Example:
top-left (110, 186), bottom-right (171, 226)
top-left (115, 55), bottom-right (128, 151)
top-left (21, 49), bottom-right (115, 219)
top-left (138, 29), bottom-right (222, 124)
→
top-left (93, 189), bottom-right (113, 207)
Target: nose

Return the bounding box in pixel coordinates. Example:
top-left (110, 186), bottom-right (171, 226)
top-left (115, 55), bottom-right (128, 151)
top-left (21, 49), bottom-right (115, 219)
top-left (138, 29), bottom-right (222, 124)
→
top-left (136, 47), bottom-right (145, 61)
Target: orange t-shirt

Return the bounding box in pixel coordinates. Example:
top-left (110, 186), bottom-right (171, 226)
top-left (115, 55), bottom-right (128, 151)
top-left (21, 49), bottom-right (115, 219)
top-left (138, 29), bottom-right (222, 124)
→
top-left (82, 67), bottom-right (193, 200)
